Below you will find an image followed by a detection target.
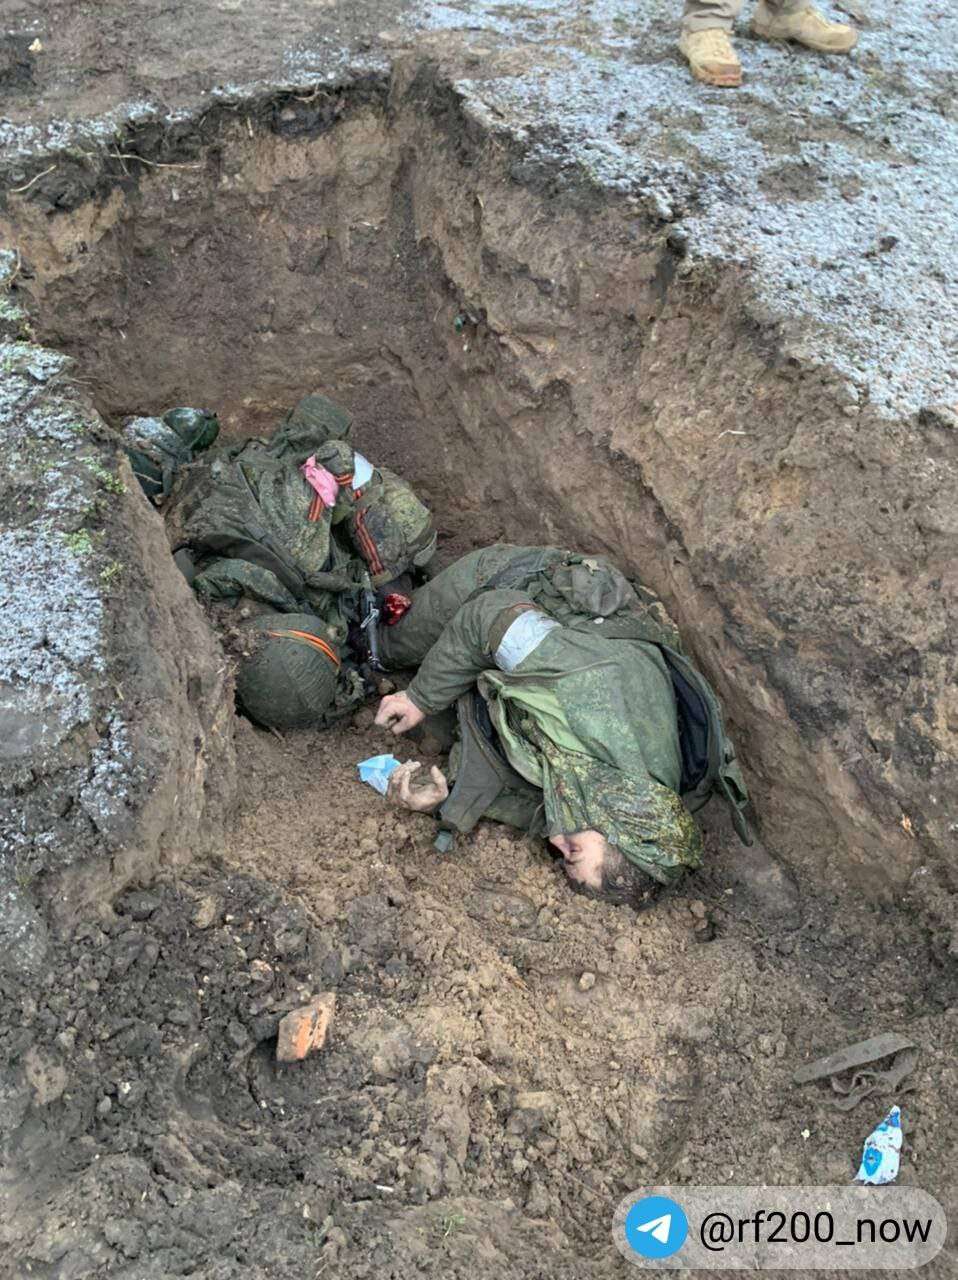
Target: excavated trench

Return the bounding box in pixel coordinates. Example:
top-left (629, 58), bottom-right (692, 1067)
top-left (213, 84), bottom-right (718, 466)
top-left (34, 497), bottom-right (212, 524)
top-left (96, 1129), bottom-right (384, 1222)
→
top-left (1, 71), bottom-right (956, 1279)
top-left (6, 74), bottom-right (953, 904)
top-left (6, 71), bottom-right (955, 896)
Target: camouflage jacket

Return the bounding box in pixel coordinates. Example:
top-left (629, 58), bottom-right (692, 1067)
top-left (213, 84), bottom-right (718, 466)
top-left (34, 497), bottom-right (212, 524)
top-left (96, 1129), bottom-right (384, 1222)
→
top-left (386, 547), bottom-right (704, 883)
top-left (165, 410), bottom-right (435, 619)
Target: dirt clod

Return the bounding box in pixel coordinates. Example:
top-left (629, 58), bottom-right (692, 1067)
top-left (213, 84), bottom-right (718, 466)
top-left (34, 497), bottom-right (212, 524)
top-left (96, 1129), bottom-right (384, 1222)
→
top-left (276, 991), bottom-right (336, 1062)
top-left (0, 7), bottom-right (956, 1277)
top-left (192, 894), bottom-right (221, 929)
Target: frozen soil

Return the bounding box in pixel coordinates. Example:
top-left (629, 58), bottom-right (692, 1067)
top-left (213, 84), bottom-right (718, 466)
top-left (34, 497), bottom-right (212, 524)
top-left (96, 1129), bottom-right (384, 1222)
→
top-left (2, 709), bottom-right (955, 1277)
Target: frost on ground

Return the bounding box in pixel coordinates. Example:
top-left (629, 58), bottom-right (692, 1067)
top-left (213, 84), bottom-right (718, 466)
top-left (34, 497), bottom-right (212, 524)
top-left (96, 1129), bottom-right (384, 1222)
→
top-left (416, 0), bottom-right (957, 416)
top-left (0, 4), bottom-right (954, 1274)
top-left (0, 348), bottom-right (107, 808)
top-left (2, 0), bottom-right (954, 416)
top-left (0, 336), bottom-right (233, 969)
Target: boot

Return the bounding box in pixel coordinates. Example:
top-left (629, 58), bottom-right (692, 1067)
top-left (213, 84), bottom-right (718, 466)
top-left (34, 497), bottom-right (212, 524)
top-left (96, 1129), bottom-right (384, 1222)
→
top-left (752, 3), bottom-right (858, 52)
top-left (678, 28), bottom-right (743, 87)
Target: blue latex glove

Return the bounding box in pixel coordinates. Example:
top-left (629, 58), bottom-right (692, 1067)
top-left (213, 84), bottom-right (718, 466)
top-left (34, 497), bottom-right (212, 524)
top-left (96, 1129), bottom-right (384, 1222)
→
top-left (357, 754), bottom-right (401, 796)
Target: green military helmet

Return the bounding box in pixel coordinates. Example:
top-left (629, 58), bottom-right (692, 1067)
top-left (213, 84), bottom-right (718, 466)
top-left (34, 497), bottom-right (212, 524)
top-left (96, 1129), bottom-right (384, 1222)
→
top-left (235, 612), bottom-right (343, 730)
top-left (162, 406), bottom-right (220, 453)
top-left (286, 393), bottom-right (352, 443)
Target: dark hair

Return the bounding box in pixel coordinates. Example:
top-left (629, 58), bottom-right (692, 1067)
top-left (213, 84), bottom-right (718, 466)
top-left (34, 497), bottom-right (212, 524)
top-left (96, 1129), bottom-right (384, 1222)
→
top-left (566, 843), bottom-right (658, 909)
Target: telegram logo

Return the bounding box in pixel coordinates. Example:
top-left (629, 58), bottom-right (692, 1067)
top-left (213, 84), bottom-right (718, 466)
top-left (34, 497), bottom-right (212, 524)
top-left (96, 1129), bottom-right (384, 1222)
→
top-left (624, 1195), bottom-right (689, 1260)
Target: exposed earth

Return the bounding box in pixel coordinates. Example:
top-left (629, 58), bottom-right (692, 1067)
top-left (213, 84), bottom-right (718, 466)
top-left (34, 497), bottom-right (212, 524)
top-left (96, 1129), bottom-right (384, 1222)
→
top-left (2, 713), bottom-right (956, 1277)
top-left (0, 0), bottom-right (956, 1277)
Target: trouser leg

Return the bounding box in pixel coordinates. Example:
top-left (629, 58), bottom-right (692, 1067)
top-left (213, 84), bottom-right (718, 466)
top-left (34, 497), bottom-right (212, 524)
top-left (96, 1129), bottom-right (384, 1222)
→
top-left (378, 543), bottom-right (565, 670)
top-left (682, 0), bottom-right (743, 32)
top-left (756, 0), bottom-right (813, 13)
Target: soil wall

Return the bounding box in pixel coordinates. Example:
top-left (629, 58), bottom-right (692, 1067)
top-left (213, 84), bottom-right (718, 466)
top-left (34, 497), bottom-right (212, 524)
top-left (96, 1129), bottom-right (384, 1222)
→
top-left (0, 329), bottom-right (236, 971)
top-left (1, 70), bottom-right (954, 904)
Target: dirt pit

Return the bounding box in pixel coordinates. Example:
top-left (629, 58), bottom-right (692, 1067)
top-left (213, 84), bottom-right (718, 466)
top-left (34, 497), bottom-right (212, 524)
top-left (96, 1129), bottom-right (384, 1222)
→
top-left (1, 78), bottom-right (957, 1279)
top-left (5, 74), bottom-right (955, 893)
top-left (2, 715), bottom-right (957, 1277)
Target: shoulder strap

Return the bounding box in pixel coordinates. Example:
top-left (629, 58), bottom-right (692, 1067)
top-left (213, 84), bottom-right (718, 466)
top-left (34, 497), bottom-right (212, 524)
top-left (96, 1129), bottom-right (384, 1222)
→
top-left (168, 456), bottom-right (356, 598)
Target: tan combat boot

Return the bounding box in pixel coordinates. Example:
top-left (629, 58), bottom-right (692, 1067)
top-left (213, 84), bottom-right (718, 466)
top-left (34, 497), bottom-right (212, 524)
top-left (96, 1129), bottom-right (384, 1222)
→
top-left (752, 3), bottom-right (858, 52)
top-left (679, 28), bottom-right (743, 87)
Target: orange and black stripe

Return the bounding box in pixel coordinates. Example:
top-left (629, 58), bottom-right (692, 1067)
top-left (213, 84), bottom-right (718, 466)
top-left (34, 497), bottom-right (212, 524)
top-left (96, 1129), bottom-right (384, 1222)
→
top-left (306, 471), bottom-right (352, 522)
top-left (267, 629), bottom-right (341, 667)
top-left (353, 505), bottom-right (384, 576)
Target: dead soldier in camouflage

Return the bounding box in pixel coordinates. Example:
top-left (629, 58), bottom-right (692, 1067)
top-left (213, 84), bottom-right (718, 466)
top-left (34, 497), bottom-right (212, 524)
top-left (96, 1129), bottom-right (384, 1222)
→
top-left (372, 545), bottom-right (749, 904)
top-left (157, 393), bottom-right (437, 731)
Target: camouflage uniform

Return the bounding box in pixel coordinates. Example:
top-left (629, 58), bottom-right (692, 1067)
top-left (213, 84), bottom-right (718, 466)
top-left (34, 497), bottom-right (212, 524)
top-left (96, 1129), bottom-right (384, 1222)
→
top-left (379, 545), bottom-right (711, 885)
top-left (165, 396), bottom-right (435, 616)
top-left (165, 435), bottom-right (358, 620)
top-left (160, 394), bottom-right (436, 729)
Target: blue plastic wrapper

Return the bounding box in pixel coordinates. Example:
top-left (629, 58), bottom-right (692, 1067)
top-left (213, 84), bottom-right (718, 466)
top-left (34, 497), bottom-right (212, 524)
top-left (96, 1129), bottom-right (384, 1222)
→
top-left (357, 754), bottom-right (401, 796)
top-left (855, 1105), bottom-right (902, 1185)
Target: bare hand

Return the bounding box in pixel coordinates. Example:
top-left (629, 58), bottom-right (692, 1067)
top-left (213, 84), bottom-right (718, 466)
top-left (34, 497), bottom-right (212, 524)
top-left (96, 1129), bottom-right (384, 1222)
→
top-left (375, 690), bottom-right (426, 736)
top-left (386, 760), bottom-right (449, 813)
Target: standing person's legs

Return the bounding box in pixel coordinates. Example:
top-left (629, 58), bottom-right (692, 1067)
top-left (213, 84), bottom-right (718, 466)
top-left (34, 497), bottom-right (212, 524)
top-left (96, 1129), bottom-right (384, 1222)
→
top-left (680, 0), bottom-right (744, 85)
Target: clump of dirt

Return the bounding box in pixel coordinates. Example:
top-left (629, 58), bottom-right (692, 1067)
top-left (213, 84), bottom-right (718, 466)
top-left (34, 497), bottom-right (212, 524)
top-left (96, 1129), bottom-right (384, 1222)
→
top-left (5, 701), bottom-right (954, 1278)
top-left (0, 858), bottom-right (573, 1278)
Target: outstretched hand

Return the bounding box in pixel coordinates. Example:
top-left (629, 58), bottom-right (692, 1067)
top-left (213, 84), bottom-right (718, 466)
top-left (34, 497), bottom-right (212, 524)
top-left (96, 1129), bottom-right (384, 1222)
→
top-left (375, 690), bottom-right (426, 736)
top-left (386, 760), bottom-right (449, 813)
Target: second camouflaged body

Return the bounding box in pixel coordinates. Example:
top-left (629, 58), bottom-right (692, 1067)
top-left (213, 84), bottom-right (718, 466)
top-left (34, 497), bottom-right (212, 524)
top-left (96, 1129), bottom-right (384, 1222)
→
top-left (161, 393), bottom-right (436, 725)
top-left (381, 545), bottom-right (705, 883)
top-left (166, 397), bottom-right (436, 611)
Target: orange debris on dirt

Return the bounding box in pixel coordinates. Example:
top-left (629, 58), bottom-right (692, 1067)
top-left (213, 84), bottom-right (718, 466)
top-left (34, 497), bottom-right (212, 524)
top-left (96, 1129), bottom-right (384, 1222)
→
top-left (276, 992), bottom-right (336, 1063)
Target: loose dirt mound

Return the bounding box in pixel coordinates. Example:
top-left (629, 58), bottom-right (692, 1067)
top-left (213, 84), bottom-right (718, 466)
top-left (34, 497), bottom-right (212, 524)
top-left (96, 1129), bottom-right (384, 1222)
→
top-left (3, 710), bottom-right (954, 1277)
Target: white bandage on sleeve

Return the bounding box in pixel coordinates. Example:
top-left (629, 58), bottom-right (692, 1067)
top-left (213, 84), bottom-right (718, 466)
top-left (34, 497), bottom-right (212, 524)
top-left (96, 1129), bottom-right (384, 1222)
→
top-left (352, 451), bottom-right (375, 490)
top-left (494, 610), bottom-right (560, 673)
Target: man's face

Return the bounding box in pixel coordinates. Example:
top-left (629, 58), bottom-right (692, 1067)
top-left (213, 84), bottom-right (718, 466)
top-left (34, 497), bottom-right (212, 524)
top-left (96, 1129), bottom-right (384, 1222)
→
top-left (549, 829), bottom-right (608, 890)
